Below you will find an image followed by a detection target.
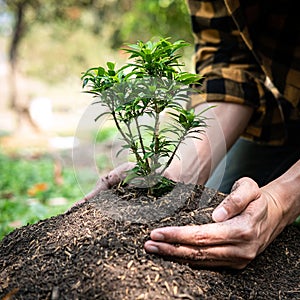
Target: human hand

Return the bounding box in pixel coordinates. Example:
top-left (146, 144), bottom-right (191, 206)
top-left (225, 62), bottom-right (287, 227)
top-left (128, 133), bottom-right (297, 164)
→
top-left (144, 177), bottom-right (286, 269)
top-left (70, 162), bottom-right (135, 209)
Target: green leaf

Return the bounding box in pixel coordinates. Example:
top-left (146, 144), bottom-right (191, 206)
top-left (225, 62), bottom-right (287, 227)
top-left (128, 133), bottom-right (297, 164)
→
top-left (143, 152), bottom-right (153, 159)
top-left (108, 70), bottom-right (116, 76)
top-left (97, 67), bottom-right (105, 76)
top-left (107, 62), bottom-right (115, 70)
top-left (179, 113), bottom-right (187, 124)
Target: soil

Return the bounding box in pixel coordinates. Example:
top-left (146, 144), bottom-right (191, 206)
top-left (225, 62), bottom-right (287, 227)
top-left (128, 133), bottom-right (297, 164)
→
top-left (0, 183), bottom-right (299, 300)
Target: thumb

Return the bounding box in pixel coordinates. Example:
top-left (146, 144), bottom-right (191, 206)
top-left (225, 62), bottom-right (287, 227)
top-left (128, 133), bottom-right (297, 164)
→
top-left (212, 177), bottom-right (260, 222)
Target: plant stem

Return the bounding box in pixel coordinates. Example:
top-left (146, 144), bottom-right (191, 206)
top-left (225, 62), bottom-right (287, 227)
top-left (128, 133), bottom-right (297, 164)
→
top-left (111, 112), bottom-right (130, 144)
top-left (134, 116), bottom-right (150, 172)
top-left (124, 119), bottom-right (146, 172)
top-left (112, 111), bottom-right (142, 165)
top-left (160, 131), bottom-right (187, 176)
top-left (152, 107), bottom-right (161, 170)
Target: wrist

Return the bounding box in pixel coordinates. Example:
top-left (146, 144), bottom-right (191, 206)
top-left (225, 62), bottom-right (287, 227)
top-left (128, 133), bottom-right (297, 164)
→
top-left (264, 161), bottom-right (300, 225)
top-left (164, 153), bottom-right (210, 185)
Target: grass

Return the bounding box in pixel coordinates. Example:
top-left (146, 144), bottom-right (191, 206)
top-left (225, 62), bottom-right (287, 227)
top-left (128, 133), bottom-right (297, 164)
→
top-left (0, 150), bottom-right (84, 240)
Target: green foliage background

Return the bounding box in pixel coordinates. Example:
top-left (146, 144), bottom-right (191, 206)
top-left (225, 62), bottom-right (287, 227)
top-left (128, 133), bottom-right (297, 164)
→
top-left (0, 151), bottom-right (83, 240)
top-left (3, 0), bottom-right (194, 83)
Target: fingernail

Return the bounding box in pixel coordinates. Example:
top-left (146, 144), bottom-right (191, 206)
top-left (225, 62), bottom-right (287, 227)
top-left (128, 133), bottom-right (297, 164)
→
top-left (151, 231), bottom-right (164, 241)
top-left (212, 206), bottom-right (228, 222)
top-left (145, 243), bottom-right (159, 253)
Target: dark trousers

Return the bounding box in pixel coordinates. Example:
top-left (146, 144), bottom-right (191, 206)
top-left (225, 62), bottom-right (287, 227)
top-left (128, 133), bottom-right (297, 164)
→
top-left (206, 138), bottom-right (300, 194)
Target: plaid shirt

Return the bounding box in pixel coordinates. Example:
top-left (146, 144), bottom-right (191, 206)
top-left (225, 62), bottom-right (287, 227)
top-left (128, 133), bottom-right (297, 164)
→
top-left (187, 0), bottom-right (300, 145)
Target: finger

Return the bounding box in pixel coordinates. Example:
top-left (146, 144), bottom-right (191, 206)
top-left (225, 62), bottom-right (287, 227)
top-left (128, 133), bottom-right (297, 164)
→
top-left (106, 162), bottom-right (136, 187)
top-left (113, 162), bottom-right (136, 178)
top-left (83, 162), bottom-right (136, 201)
top-left (144, 241), bottom-right (251, 269)
top-left (212, 177), bottom-right (260, 222)
top-left (83, 179), bottom-right (109, 200)
top-left (149, 222), bottom-right (245, 246)
top-left (68, 172), bottom-right (113, 210)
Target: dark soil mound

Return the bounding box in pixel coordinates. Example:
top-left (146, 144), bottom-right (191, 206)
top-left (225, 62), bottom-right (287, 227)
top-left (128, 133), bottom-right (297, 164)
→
top-left (0, 184), bottom-right (299, 300)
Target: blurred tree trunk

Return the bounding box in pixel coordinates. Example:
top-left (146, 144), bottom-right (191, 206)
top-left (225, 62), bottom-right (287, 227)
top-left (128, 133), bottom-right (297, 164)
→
top-left (8, 0), bottom-right (41, 132)
top-left (8, 0), bottom-right (27, 110)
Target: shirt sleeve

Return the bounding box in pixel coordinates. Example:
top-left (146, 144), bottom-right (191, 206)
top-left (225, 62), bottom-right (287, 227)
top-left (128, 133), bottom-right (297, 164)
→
top-left (187, 0), bottom-right (266, 109)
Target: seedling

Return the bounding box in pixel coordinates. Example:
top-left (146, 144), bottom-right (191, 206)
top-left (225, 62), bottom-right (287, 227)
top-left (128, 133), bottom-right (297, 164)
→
top-left (81, 38), bottom-right (209, 195)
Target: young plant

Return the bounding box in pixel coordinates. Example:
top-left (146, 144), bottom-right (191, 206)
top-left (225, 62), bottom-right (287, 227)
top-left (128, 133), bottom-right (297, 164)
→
top-left (81, 38), bottom-right (208, 195)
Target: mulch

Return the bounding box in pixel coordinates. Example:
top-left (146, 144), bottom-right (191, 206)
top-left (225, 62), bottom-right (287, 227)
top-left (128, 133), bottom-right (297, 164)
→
top-left (0, 183), bottom-right (299, 300)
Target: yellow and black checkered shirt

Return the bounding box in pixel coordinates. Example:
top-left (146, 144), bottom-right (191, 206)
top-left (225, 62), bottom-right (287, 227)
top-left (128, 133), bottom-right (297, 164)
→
top-left (187, 0), bottom-right (300, 145)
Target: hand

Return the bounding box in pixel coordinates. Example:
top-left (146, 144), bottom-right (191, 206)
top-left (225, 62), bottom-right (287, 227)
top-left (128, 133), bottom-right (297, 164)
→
top-left (70, 162), bottom-right (135, 209)
top-left (144, 177), bottom-right (286, 269)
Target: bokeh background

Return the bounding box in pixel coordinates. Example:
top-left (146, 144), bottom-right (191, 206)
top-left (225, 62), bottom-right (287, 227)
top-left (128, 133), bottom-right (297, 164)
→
top-left (0, 0), bottom-right (195, 239)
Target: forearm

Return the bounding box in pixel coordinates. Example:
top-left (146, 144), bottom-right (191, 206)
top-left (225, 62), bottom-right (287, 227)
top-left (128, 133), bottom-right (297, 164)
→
top-left (264, 160), bottom-right (300, 226)
top-left (165, 101), bottom-right (253, 185)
